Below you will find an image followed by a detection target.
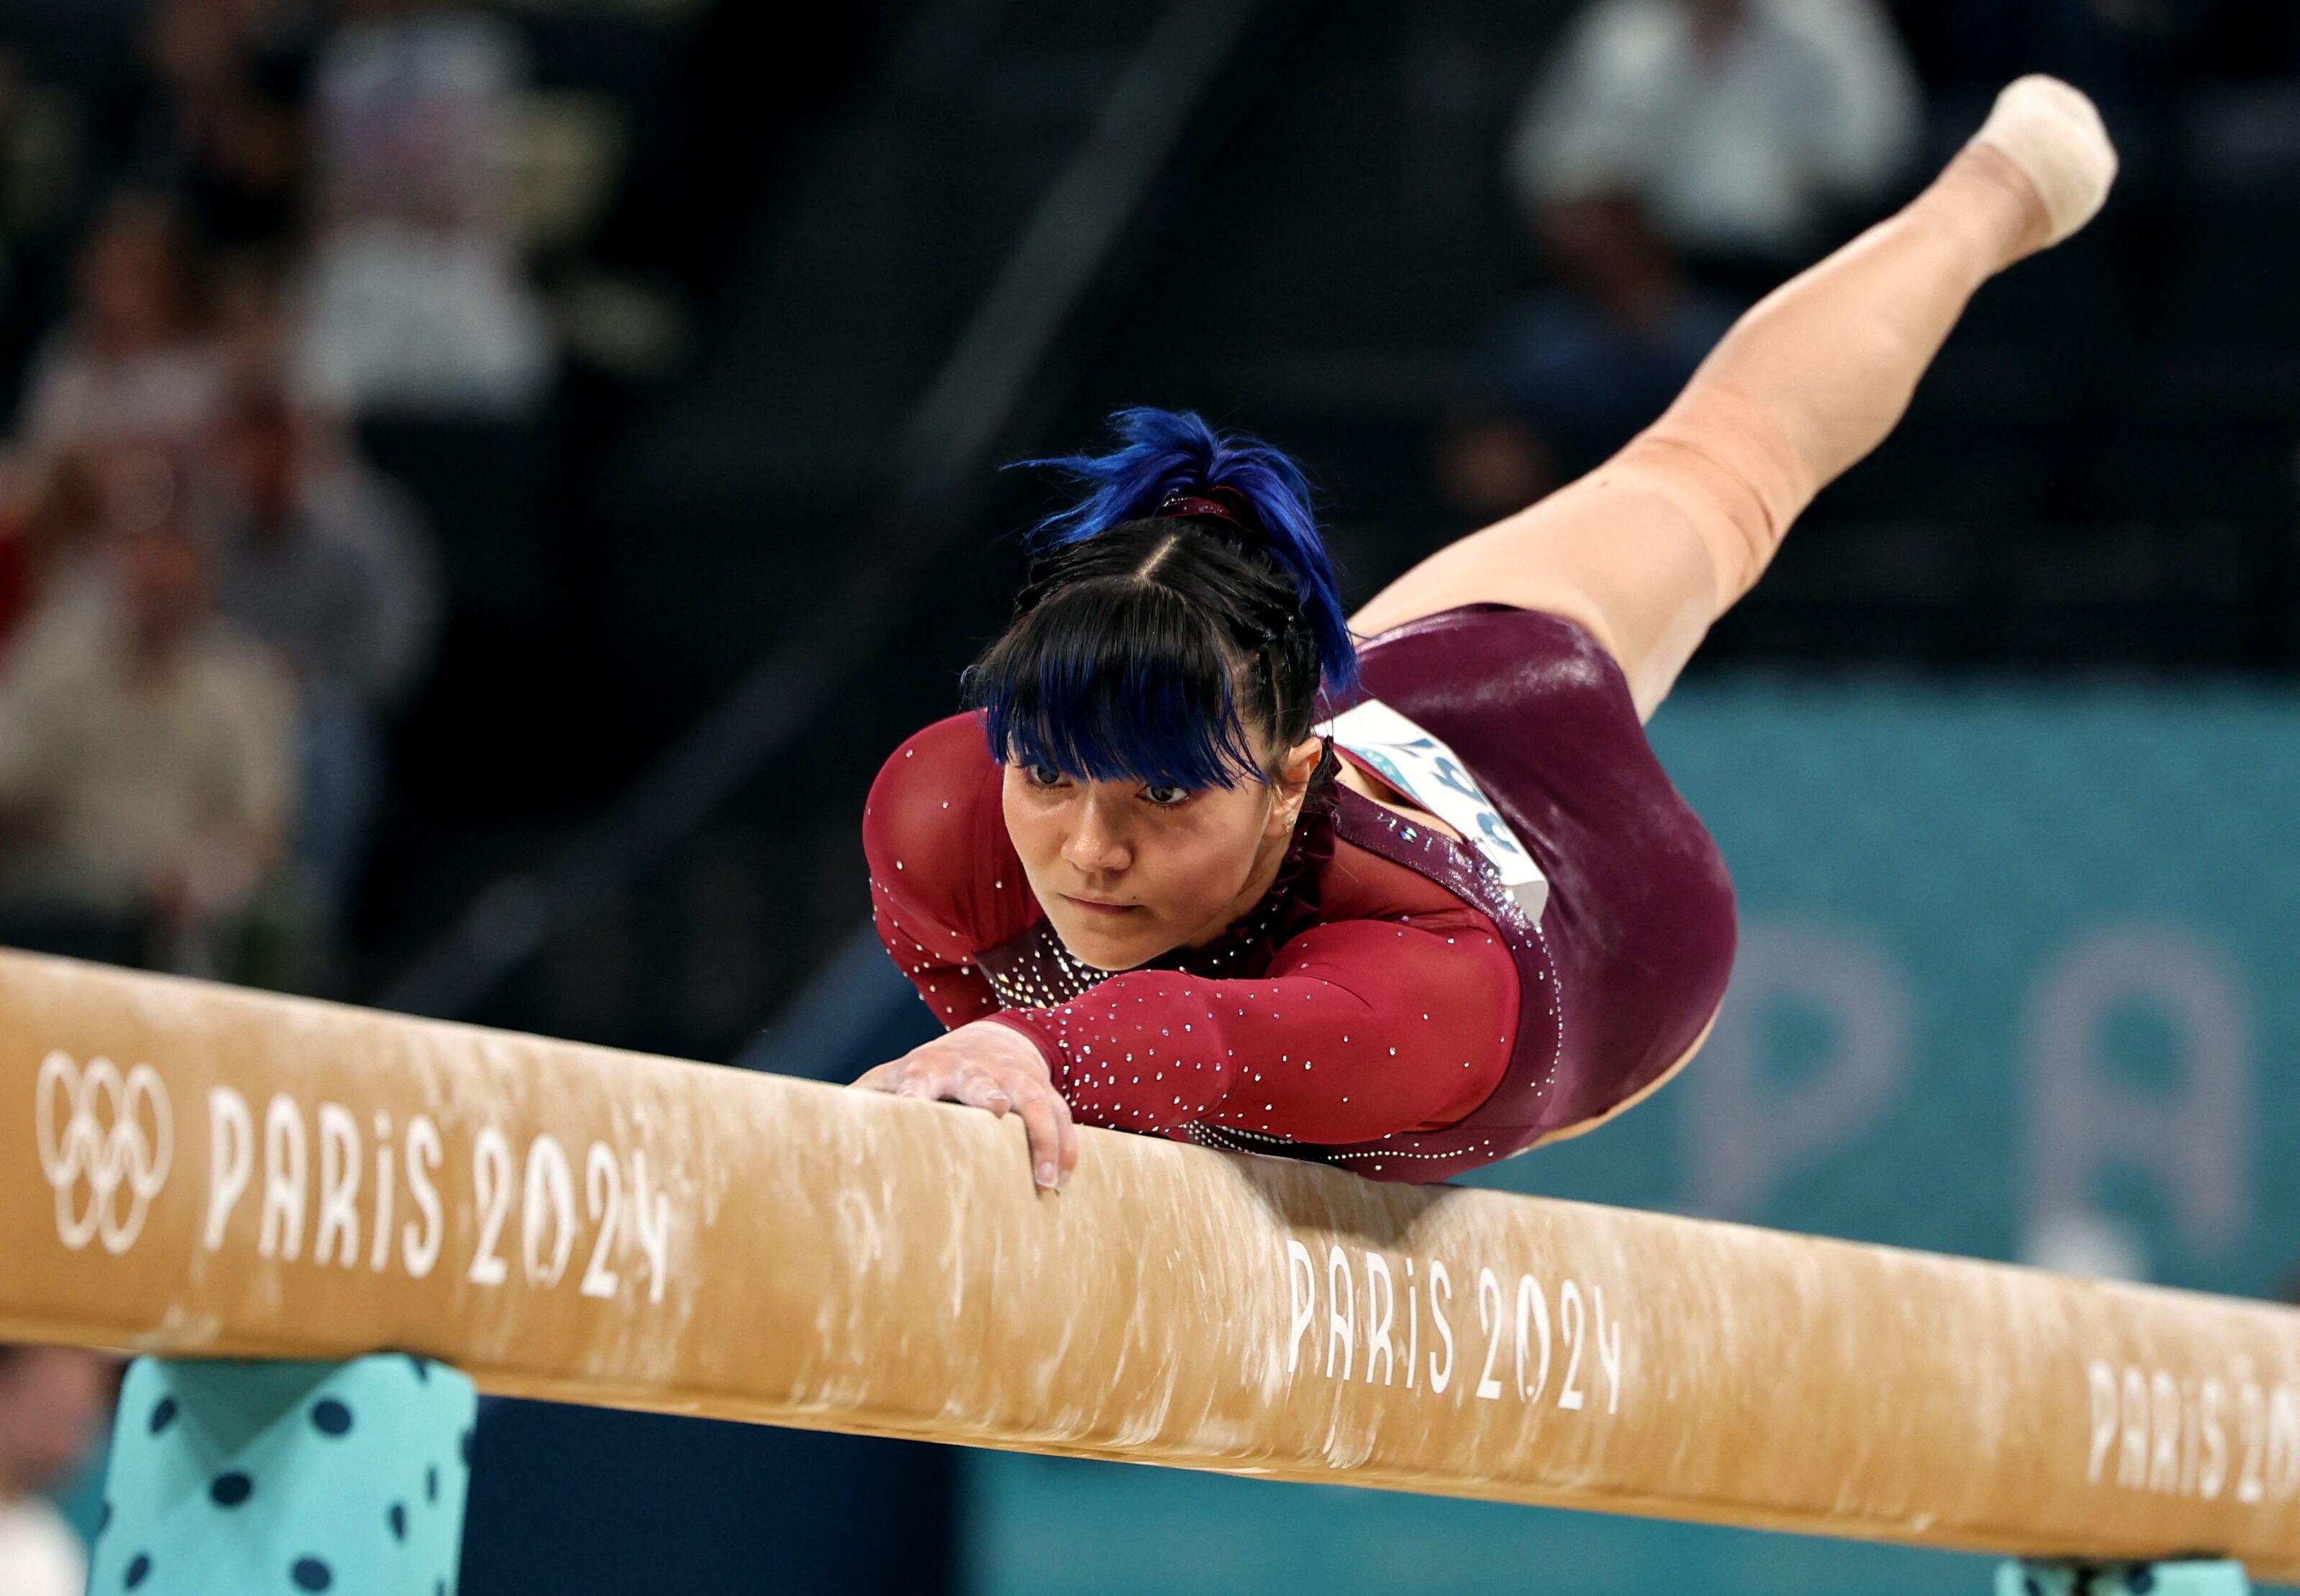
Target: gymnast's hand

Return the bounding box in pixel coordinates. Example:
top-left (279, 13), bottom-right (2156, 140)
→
top-left (851, 1021), bottom-right (1079, 1192)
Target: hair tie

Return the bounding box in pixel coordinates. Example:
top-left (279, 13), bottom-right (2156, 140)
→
top-left (1154, 487), bottom-right (1263, 539)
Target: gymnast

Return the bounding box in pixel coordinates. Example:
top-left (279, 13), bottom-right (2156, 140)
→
top-left (854, 78), bottom-right (2117, 1191)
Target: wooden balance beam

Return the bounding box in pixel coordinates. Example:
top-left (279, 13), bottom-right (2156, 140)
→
top-left (4, 949), bottom-right (2296, 1576)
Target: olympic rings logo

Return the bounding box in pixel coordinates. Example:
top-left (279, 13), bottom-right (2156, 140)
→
top-left (33, 1051), bottom-right (173, 1254)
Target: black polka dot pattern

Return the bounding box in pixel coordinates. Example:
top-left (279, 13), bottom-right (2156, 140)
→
top-left (107, 1359), bottom-right (474, 1596)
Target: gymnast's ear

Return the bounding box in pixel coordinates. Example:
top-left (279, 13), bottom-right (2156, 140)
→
top-left (1269, 735), bottom-right (1324, 828)
top-left (1280, 735), bottom-right (1323, 784)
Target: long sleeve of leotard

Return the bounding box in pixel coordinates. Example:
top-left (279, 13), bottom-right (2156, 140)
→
top-left (983, 912), bottom-right (1517, 1147)
top-left (863, 717), bottom-right (1019, 1030)
top-left (865, 715), bottom-right (1518, 1146)
top-left (871, 886), bottom-right (1002, 1029)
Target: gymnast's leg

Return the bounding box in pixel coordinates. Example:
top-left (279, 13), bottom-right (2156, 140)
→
top-left (1352, 78), bottom-right (2120, 720)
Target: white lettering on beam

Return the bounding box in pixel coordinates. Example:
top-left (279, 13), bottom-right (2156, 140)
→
top-left (130, 1077), bottom-right (679, 1306)
top-left (1283, 1244), bottom-right (1625, 1418)
top-left (2084, 1357), bottom-right (2300, 1505)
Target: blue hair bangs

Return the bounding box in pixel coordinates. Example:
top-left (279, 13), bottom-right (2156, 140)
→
top-left (968, 584), bottom-right (1268, 791)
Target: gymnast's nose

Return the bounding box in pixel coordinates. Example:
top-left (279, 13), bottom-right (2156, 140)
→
top-left (1061, 789), bottom-right (1133, 877)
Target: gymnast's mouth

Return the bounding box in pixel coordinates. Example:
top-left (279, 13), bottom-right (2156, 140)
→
top-left (1061, 894), bottom-right (1140, 917)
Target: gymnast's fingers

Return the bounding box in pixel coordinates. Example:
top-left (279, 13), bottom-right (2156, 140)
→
top-left (892, 1055), bottom-right (956, 1100)
top-left (849, 1060), bottom-right (907, 1093)
top-left (954, 1065), bottom-right (1014, 1116)
top-left (1052, 1091), bottom-right (1078, 1186)
top-left (1013, 1084), bottom-right (1069, 1191)
top-left (1032, 1077), bottom-right (1077, 1188)
top-left (856, 1050), bottom-right (953, 1102)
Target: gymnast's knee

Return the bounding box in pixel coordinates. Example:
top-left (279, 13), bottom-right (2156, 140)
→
top-left (1616, 395), bottom-right (1810, 603)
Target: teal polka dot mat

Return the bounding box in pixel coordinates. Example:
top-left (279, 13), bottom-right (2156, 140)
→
top-left (90, 1355), bottom-right (474, 1595)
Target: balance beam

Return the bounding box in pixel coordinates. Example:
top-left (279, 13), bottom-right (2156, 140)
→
top-left (5, 949), bottom-right (2297, 1575)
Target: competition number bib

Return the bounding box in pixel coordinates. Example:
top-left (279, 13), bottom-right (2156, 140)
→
top-left (1318, 700), bottom-right (1549, 922)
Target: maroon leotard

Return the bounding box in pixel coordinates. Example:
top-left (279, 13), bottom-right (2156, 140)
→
top-left (864, 605), bottom-right (1737, 1182)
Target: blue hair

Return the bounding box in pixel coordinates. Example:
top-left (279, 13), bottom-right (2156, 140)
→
top-left (975, 582), bottom-right (1266, 792)
top-left (1024, 408), bottom-right (1360, 700)
top-left (968, 410), bottom-right (1360, 792)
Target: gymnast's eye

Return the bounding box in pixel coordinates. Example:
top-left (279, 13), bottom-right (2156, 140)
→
top-left (1025, 763), bottom-right (1066, 789)
top-left (1142, 784), bottom-right (1192, 808)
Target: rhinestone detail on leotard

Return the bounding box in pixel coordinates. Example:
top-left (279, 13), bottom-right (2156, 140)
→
top-left (970, 781), bottom-right (1560, 1173)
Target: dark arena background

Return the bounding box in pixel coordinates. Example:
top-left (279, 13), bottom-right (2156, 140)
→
top-left (1, 1), bottom-right (2299, 1592)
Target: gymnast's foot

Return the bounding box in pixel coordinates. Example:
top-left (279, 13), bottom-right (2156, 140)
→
top-left (1961, 75), bottom-right (2120, 262)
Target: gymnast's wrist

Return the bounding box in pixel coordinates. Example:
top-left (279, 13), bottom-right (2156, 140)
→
top-left (976, 1012), bottom-right (1062, 1083)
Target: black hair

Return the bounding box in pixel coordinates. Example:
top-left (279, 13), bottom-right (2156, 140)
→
top-left (966, 409), bottom-right (1359, 791)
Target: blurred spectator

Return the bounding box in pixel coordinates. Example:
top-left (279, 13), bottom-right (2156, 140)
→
top-left (1444, 193), bottom-right (1744, 510)
top-left (0, 1345), bottom-right (113, 1596)
top-left (1508, 0), bottom-right (1922, 272)
top-left (204, 382), bottom-right (439, 908)
top-left (0, 449), bottom-right (109, 659)
top-left (129, 0), bottom-right (315, 267)
top-left (0, 510), bottom-right (298, 976)
top-left (298, 0), bottom-right (550, 418)
top-left (0, 46), bottom-right (92, 411)
top-left (1443, 0), bottom-right (1921, 522)
top-left (16, 193), bottom-right (232, 450)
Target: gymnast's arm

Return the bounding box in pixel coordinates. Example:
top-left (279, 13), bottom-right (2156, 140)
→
top-left (859, 830), bottom-right (1085, 1193)
top-left (857, 713), bottom-right (1022, 1027)
top-left (856, 909), bottom-right (1516, 1189)
top-left (853, 717), bottom-right (1085, 1187)
top-left (869, 881), bottom-right (1002, 1029)
top-left (989, 913), bottom-right (1514, 1140)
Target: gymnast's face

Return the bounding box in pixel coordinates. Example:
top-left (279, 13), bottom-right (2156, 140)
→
top-left (1002, 730), bottom-right (1324, 971)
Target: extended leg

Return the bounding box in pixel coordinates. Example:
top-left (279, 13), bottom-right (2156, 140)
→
top-left (1353, 78), bottom-right (2118, 719)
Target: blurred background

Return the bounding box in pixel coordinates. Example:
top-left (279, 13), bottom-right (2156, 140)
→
top-left (0, 0), bottom-right (2296, 1592)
